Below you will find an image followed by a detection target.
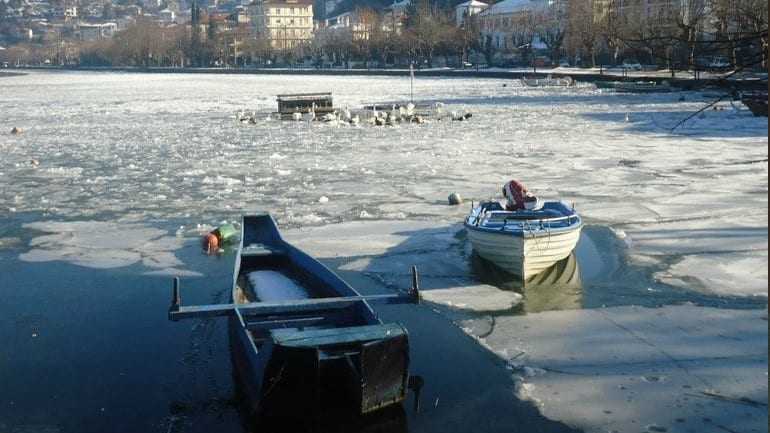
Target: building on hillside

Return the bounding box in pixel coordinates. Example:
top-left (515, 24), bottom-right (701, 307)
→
top-left (592, 0), bottom-right (702, 30)
top-left (13, 27), bottom-right (35, 40)
top-left (120, 4), bottom-right (143, 16)
top-left (230, 6), bottom-right (250, 24)
top-left (208, 11), bottom-right (232, 33)
top-left (323, 9), bottom-right (375, 39)
top-left (63, 5), bottom-right (77, 18)
top-left (478, 0), bottom-right (549, 51)
top-left (319, 0), bottom-right (345, 20)
top-left (159, 8), bottom-right (176, 22)
top-left (77, 22), bottom-right (117, 41)
top-left (249, 0), bottom-right (313, 49)
top-left (455, 0), bottom-right (487, 26)
top-left (116, 16), bottom-right (136, 30)
top-left (382, 0), bottom-right (409, 34)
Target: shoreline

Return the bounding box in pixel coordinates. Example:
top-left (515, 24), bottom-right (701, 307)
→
top-left (11, 65), bottom-right (768, 90)
top-left (0, 71), bottom-right (27, 78)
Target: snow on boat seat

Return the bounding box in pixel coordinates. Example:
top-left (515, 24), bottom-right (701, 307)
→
top-left (241, 243), bottom-right (286, 257)
top-left (247, 270), bottom-right (311, 301)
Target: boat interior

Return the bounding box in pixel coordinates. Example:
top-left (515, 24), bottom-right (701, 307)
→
top-left (470, 201), bottom-right (579, 228)
top-left (232, 243), bottom-right (376, 348)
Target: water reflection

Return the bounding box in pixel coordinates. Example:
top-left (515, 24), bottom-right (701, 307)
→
top-left (471, 253), bottom-right (583, 313)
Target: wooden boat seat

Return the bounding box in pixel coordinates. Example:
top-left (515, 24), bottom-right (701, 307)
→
top-left (241, 243), bottom-right (286, 257)
top-left (271, 323), bottom-right (405, 348)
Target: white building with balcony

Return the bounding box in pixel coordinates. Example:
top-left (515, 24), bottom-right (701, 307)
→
top-left (455, 0), bottom-right (487, 27)
top-left (250, 0), bottom-right (314, 49)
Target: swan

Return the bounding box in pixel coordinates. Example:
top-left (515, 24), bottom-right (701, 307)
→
top-left (304, 103), bottom-right (317, 122)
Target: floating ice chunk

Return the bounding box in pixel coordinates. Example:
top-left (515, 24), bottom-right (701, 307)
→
top-left (421, 285), bottom-right (523, 312)
top-left (515, 382), bottom-right (542, 407)
top-left (520, 366), bottom-right (546, 378)
top-left (40, 166), bottom-right (83, 178)
top-left (290, 213), bottom-right (324, 225)
top-left (202, 176), bottom-right (242, 185)
top-left (143, 268), bottom-right (204, 277)
top-left (20, 221), bottom-right (190, 272)
top-left (318, 196), bottom-right (329, 203)
top-left (655, 252), bottom-right (768, 297)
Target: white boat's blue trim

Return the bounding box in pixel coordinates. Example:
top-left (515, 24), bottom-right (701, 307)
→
top-left (465, 201), bottom-right (582, 238)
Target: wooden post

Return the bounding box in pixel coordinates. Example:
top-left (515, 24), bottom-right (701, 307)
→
top-left (169, 277), bottom-right (181, 320)
top-left (410, 265), bottom-right (420, 303)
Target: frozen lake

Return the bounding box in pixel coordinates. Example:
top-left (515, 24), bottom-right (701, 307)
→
top-left (0, 71), bottom-right (766, 433)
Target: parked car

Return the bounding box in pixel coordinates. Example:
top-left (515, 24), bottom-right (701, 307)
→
top-left (534, 56), bottom-right (552, 67)
top-left (558, 59), bottom-right (570, 67)
top-left (622, 59), bottom-right (642, 70)
top-left (1, 62), bottom-right (8, 68)
top-left (462, 61), bottom-right (473, 68)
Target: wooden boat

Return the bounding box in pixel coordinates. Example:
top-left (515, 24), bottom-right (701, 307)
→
top-left (741, 92), bottom-right (768, 117)
top-left (169, 214), bottom-right (419, 416)
top-left (464, 201), bottom-right (582, 279)
top-left (521, 75), bottom-right (574, 87)
top-left (595, 80), bottom-right (672, 93)
top-left (276, 93), bottom-right (335, 120)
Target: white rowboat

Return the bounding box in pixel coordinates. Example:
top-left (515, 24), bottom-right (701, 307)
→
top-left (464, 201), bottom-right (582, 279)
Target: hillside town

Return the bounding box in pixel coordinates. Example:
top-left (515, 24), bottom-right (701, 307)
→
top-left (0, 0), bottom-right (766, 71)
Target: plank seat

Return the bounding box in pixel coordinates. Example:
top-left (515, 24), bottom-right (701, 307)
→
top-left (271, 323), bottom-right (405, 348)
top-left (241, 243), bottom-right (286, 257)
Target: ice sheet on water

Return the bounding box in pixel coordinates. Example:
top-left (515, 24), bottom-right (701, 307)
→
top-left (656, 251), bottom-right (768, 297)
top-left (0, 72), bottom-right (766, 297)
top-left (420, 285), bottom-right (523, 312)
top-left (457, 305), bottom-right (768, 433)
top-left (19, 220), bottom-right (197, 274)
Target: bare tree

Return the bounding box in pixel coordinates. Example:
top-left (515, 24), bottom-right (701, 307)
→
top-left (623, 3), bottom-right (679, 70)
top-left (405, 0), bottom-right (455, 67)
top-left (566, 0), bottom-right (600, 66)
top-left (536, 0), bottom-right (568, 64)
top-left (596, 0), bottom-right (627, 65)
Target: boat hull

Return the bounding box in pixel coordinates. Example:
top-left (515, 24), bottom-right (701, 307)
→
top-left (464, 201), bottom-right (582, 279)
top-left (466, 224), bottom-right (582, 279)
top-left (230, 214), bottom-right (410, 417)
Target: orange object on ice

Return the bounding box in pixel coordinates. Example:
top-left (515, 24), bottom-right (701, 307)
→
top-left (203, 232), bottom-right (219, 253)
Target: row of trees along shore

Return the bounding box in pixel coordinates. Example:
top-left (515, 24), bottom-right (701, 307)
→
top-left (566, 0), bottom-right (767, 73)
top-left (1, 0), bottom-right (766, 73)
